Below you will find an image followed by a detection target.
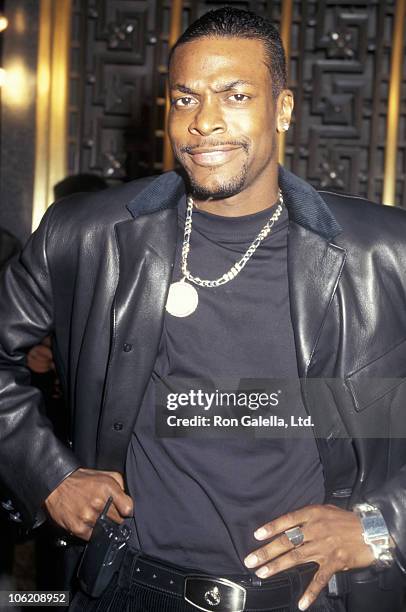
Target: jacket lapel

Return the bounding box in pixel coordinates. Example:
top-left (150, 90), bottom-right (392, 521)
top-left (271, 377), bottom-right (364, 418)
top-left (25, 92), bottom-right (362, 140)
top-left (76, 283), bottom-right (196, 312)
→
top-left (278, 166), bottom-right (347, 378)
top-left (111, 170), bottom-right (184, 364)
top-left (287, 222), bottom-right (346, 377)
top-left (113, 209), bottom-right (178, 332)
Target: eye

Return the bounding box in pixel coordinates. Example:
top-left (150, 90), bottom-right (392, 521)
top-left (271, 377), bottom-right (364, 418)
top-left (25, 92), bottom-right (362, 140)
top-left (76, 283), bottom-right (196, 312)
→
top-left (228, 93), bottom-right (250, 103)
top-left (173, 96), bottom-right (198, 108)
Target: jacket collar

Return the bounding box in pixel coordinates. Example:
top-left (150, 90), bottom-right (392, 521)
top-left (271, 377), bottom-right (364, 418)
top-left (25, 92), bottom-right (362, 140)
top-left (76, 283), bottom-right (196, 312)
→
top-left (126, 165), bottom-right (342, 241)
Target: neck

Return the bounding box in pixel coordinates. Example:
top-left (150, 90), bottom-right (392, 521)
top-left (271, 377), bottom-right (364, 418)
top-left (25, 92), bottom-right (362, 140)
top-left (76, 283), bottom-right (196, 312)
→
top-left (191, 162), bottom-right (279, 217)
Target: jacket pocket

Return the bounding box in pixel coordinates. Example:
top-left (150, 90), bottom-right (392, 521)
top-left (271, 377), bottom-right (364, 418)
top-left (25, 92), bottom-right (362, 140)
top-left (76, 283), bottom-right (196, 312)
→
top-left (345, 336), bottom-right (406, 412)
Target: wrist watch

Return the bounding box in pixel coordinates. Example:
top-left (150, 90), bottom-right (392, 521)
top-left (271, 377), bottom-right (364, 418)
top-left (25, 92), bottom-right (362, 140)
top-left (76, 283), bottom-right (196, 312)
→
top-left (353, 502), bottom-right (394, 568)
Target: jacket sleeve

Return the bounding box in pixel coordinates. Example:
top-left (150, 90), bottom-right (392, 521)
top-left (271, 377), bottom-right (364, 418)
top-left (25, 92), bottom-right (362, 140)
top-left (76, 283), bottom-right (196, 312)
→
top-left (0, 205), bottom-right (81, 527)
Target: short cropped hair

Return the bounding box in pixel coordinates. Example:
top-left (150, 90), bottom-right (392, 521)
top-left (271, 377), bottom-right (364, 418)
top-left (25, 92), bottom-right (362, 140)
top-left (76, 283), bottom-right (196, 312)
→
top-left (169, 7), bottom-right (287, 99)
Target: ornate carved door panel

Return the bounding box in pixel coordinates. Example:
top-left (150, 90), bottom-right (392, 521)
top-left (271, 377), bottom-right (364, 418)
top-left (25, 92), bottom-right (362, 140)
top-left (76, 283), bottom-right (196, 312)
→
top-left (69, 0), bottom-right (158, 181)
top-left (68, 0), bottom-right (405, 207)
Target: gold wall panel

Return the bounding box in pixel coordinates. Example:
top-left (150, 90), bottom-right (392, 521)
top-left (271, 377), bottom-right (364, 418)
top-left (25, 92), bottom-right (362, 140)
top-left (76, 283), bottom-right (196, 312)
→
top-left (32, 0), bottom-right (71, 231)
top-left (383, 0), bottom-right (406, 206)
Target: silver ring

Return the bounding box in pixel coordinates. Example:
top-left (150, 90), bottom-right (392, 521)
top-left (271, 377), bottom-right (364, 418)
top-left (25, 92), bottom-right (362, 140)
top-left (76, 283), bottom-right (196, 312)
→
top-left (284, 526), bottom-right (304, 548)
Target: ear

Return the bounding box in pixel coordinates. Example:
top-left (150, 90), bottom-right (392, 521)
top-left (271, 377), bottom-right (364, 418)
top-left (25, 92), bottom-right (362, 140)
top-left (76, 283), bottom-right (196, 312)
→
top-left (276, 90), bottom-right (294, 133)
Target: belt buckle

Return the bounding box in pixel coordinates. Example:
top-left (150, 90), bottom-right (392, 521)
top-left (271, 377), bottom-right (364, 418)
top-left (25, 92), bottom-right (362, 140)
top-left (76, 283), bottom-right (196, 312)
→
top-left (184, 575), bottom-right (247, 612)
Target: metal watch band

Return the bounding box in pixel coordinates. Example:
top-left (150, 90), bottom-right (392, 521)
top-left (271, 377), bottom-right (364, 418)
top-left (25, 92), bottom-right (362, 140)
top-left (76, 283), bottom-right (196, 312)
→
top-left (353, 503), bottom-right (394, 568)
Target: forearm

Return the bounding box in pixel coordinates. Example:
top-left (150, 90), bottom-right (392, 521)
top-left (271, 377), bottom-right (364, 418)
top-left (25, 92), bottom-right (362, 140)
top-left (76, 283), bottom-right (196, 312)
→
top-left (0, 353), bottom-right (81, 526)
top-left (0, 206), bottom-right (80, 526)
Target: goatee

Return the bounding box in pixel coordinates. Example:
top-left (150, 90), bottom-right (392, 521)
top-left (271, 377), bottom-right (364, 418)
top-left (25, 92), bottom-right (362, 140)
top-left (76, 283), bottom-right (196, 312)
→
top-left (187, 162), bottom-right (249, 200)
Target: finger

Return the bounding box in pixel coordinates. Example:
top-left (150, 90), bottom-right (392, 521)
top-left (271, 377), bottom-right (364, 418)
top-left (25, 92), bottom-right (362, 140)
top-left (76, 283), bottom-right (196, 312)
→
top-left (245, 531), bottom-right (307, 568)
top-left (27, 351), bottom-right (48, 363)
top-left (69, 509), bottom-right (99, 541)
top-left (27, 361), bottom-right (50, 373)
top-left (252, 542), bottom-right (317, 578)
top-left (74, 502), bottom-right (125, 538)
top-left (89, 494), bottom-right (121, 521)
top-left (77, 500), bottom-right (125, 535)
top-left (102, 472), bottom-right (133, 517)
top-left (106, 471), bottom-right (125, 489)
top-left (80, 506), bottom-right (99, 528)
top-left (298, 568), bottom-right (333, 611)
top-left (38, 358), bottom-right (52, 366)
top-left (107, 505), bottom-right (126, 524)
top-left (112, 491), bottom-right (134, 518)
top-left (254, 505), bottom-right (322, 540)
top-left (36, 345), bottom-right (53, 359)
top-left (73, 523), bottom-right (93, 541)
top-left (90, 487), bottom-right (133, 520)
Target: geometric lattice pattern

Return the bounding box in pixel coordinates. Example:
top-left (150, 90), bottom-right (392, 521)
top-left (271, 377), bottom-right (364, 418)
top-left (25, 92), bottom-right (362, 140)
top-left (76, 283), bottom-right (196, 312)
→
top-left (68, 0), bottom-right (158, 181)
top-left (68, 0), bottom-right (406, 208)
top-left (283, 0), bottom-right (404, 207)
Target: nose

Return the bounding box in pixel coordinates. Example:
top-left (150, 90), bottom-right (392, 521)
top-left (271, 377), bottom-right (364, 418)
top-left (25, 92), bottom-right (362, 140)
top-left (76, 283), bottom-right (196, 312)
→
top-left (188, 99), bottom-right (226, 137)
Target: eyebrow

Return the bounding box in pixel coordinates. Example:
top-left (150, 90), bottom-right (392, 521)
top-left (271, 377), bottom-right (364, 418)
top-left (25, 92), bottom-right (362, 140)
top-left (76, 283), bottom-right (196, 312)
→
top-left (171, 80), bottom-right (255, 95)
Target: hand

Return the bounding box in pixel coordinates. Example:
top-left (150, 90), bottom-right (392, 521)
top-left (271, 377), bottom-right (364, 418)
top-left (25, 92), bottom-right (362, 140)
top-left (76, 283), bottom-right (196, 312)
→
top-left (44, 468), bottom-right (134, 541)
top-left (27, 342), bottom-right (54, 373)
top-left (244, 504), bottom-right (375, 611)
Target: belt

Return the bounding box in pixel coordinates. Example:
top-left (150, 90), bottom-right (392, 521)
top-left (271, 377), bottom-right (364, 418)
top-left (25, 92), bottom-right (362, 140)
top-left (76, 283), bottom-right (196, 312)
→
top-left (119, 549), bottom-right (319, 612)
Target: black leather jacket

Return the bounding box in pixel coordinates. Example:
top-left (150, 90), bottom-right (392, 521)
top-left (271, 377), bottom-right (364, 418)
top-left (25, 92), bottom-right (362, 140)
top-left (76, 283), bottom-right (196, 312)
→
top-left (1, 166), bottom-right (406, 588)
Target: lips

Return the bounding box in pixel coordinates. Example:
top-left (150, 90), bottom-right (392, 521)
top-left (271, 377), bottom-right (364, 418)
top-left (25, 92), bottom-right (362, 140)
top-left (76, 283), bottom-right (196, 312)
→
top-left (188, 146), bottom-right (242, 167)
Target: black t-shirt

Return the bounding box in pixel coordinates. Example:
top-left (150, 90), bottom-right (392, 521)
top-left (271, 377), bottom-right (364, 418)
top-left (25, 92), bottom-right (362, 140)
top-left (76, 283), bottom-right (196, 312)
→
top-left (125, 196), bottom-right (325, 573)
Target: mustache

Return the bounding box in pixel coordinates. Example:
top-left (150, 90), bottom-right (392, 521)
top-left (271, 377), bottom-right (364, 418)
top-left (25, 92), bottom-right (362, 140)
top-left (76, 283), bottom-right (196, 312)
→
top-left (179, 140), bottom-right (249, 154)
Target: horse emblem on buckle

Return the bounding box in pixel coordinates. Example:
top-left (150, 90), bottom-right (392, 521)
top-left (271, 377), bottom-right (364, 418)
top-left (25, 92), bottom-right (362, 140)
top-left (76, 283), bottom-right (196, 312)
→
top-left (184, 575), bottom-right (246, 612)
top-left (204, 585), bottom-right (221, 606)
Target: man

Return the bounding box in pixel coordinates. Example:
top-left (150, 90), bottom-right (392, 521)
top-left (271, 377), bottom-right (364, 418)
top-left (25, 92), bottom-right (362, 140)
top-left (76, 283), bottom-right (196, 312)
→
top-left (0, 7), bottom-right (406, 612)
